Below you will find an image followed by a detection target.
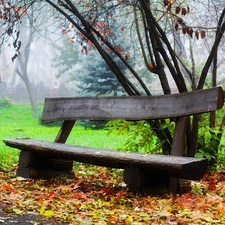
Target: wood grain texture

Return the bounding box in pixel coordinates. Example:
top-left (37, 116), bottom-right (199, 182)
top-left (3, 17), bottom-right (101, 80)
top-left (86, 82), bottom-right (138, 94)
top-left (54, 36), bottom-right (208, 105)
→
top-left (3, 138), bottom-right (208, 180)
top-left (42, 87), bottom-right (224, 123)
top-left (54, 120), bottom-right (76, 143)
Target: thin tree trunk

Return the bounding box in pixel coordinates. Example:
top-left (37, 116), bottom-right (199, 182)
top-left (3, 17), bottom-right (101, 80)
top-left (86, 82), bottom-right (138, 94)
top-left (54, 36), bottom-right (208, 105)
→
top-left (16, 68), bottom-right (37, 117)
top-left (14, 7), bottom-right (38, 117)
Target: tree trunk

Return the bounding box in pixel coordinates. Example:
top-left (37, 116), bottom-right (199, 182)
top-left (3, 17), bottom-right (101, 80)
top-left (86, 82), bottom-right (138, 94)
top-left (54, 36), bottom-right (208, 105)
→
top-left (14, 9), bottom-right (38, 117)
top-left (16, 68), bottom-right (38, 117)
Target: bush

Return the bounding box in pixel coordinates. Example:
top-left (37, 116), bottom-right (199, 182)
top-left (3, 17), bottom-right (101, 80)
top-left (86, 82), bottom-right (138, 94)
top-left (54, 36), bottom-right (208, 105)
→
top-left (0, 98), bottom-right (12, 108)
top-left (106, 120), bottom-right (167, 153)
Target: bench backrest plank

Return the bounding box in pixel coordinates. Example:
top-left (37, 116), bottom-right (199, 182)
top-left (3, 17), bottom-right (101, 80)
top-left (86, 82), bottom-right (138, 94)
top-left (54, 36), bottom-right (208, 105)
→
top-left (42, 87), bottom-right (224, 123)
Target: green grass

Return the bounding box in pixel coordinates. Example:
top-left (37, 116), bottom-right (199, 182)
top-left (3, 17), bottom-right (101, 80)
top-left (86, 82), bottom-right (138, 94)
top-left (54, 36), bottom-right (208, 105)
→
top-left (0, 104), bottom-right (128, 170)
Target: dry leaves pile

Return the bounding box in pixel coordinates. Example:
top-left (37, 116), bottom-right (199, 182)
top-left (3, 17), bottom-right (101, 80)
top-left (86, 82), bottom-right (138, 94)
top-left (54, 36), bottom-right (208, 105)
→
top-left (1, 164), bottom-right (225, 224)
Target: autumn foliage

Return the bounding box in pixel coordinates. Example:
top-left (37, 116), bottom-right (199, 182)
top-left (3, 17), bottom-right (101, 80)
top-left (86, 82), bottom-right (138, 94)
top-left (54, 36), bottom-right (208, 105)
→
top-left (1, 166), bottom-right (225, 224)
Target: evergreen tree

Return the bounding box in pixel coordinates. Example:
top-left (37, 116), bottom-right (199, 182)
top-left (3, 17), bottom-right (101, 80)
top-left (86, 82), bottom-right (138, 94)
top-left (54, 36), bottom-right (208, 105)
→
top-left (53, 37), bottom-right (124, 96)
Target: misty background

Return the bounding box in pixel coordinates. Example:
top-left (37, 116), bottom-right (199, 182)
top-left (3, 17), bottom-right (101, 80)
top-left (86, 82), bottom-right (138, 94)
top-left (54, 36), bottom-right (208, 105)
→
top-left (0, 1), bottom-right (224, 112)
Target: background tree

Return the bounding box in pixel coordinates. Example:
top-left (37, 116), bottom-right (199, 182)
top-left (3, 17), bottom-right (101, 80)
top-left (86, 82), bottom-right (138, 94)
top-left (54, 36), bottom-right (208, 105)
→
top-left (52, 36), bottom-right (125, 96)
top-left (13, 12), bottom-right (38, 117)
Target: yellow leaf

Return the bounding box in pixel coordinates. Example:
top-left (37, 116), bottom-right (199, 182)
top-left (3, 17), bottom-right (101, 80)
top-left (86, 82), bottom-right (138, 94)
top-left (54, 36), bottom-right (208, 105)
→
top-left (43, 210), bottom-right (54, 217)
top-left (13, 208), bottom-right (23, 215)
top-left (39, 205), bottom-right (46, 215)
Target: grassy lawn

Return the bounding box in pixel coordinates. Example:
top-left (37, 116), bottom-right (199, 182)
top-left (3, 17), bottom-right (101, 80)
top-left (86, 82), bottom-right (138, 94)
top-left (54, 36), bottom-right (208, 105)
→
top-left (0, 104), bottom-right (128, 170)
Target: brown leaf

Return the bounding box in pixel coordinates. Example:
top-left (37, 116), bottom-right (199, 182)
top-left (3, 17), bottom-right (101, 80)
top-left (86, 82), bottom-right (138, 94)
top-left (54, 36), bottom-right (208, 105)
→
top-left (175, 22), bottom-right (179, 31)
top-left (175, 6), bottom-right (181, 14)
top-left (200, 30), bottom-right (206, 39)
top-left (182, 8), bottom-right (187, 15)
top-left (195, 31), bottom-right (199, 39)
top-left (125, 53), bottom-right (130, 60)
top-left (177, 18), bottom-right (184, 26)
top-left (187, 6), bottom-right (190, 14)
top-left (167, 3), bottom-right (172, 11)
top-left (182, 27), bottom-right (187, 34)
top-left (188, 28), bottom-right (194, 38)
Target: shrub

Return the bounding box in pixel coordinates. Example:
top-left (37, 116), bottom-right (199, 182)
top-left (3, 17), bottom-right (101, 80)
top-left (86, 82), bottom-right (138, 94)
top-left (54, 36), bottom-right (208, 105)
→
top-left (106, 120), bottom-right (169, 153)
top-left (0, 98), bottom-right (12, 108)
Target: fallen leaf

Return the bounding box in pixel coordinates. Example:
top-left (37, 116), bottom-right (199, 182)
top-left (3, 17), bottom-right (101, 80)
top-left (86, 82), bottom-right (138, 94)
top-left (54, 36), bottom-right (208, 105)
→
top-left (1, 183), bottom-right (16, 192)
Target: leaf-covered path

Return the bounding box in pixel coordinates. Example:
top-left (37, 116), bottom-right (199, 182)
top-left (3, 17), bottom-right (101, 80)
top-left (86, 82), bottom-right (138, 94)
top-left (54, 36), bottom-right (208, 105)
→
top-left (1, 165), bottom-right (225, 224)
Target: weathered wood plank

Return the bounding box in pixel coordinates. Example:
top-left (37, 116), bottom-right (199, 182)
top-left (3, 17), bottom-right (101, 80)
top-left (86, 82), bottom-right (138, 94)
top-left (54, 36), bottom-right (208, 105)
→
top-left (3, 138), bottom-right (208, 180)
top-left (54, 120), bottom-right (76, 143)
top-left (42, 87), bottom-right (224, 123)
top-left (169, 116), bottom-right (188, 193)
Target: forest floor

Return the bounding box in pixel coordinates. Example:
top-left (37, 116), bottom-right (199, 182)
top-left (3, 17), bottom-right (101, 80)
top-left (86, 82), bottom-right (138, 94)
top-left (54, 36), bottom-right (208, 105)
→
top-left (1, 164), bottom-right (225, 225)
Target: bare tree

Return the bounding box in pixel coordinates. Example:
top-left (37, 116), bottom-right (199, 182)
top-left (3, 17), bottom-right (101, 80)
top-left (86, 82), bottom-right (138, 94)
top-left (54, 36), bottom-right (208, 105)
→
top-left (14, 11), bottom-right (37, 117)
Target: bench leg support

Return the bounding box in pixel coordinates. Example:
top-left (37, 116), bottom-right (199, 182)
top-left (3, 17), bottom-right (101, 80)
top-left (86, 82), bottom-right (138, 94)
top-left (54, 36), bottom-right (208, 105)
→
top-left (124, 167), bottom-right (169, 195)
top-left (124, 167), bottom-right (192, 195)
top-left (17, 151), bottom-right (74, 179)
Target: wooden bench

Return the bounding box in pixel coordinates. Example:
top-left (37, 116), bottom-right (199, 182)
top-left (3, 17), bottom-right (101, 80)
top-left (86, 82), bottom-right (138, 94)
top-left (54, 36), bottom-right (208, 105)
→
top-left (3, 87), bottom-right (224, 195)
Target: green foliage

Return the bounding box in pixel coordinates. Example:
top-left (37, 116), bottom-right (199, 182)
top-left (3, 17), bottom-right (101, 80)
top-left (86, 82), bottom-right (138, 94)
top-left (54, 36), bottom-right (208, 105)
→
top-left (0, 98), bottom-right (12, 108)
top-left (195, 114), bottom-right (225, 171)
top-left (106, 120), bottom-right (172, 154)
top-left (77, 120), bottom-right (108, 130)
top-left (106, 114), bottom-right (225, 171)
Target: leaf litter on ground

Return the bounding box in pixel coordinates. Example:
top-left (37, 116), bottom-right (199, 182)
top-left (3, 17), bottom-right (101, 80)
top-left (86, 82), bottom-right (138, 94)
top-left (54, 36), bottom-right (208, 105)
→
top-left (1, 164), bottom-right (225, 224)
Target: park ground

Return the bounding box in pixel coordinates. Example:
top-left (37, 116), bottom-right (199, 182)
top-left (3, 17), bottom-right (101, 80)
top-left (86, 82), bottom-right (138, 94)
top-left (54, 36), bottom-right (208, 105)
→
top-left (1, 104), bottom-right (225, 224)
top-left (1, 164), bottom-right (225, 224)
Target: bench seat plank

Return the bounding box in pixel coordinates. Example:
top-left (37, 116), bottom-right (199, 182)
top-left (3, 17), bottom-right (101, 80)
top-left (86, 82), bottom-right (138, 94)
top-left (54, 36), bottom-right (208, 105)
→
top-left (3, 138), bottom-right (208, 180)
top-left (42, 87), bottom-right (224, 123)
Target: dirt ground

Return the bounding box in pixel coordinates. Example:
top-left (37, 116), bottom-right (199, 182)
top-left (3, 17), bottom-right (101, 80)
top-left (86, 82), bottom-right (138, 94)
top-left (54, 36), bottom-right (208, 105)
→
top-left (0, 205), bottom-right (63, 225)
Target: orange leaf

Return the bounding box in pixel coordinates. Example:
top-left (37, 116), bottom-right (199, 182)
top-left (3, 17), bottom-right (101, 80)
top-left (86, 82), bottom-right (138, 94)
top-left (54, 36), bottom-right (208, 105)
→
top-left (49, 191), bottom-right (55, 198)
top-left (125, 53), bottom-right (130, 60)
top-left (108, 217), bottom-right (117, 222)
top-left (68, 179), bottom-right (84, 191)
top-left (99, 21), bottom-right (106, 29)
top-left (105, 29), bottom-right (113, 34)
top-left (115, 45), bottom-right (123, 54)
top-left (21, 8), bottom-right (27, 14)
top-left (13, 7), bottom-right (20, 12)
top-left (149, 63), bottom-right (154, 69)
top-left (87, 40), bottom-right (92, 45)
top-left (208, 182), bottom-right (217, 191)
top-left (73, 193), bottom-right (83, 199)
top-left (1, 183), bottom-right (16, 192)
